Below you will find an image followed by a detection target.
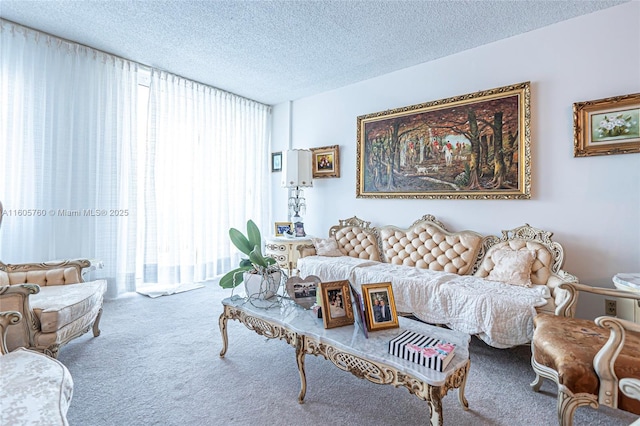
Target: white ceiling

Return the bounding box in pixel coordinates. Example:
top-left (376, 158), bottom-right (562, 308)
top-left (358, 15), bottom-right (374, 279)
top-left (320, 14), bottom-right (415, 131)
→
top-left (0, 0), bottom-right (628, 105)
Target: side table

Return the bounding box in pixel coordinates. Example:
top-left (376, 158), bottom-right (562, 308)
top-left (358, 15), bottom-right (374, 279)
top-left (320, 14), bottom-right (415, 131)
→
top-left (265, 236), bottom-right (313, 277)
top-left (613, 273), bottom-right (640, 324)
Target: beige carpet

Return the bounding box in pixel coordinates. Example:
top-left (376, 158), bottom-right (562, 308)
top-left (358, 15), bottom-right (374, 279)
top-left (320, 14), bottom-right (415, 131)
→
top-left (57, 281), bottom-right (638, 425)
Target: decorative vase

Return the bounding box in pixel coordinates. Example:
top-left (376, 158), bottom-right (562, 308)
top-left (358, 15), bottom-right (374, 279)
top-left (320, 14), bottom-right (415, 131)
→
top-left (243, 270), bottom-right (281, 300)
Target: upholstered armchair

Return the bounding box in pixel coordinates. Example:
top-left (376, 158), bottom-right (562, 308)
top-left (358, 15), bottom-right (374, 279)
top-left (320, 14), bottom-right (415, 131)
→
top-left (530, 282), bottom-right (640, 425)
top-left (0, 201), bottom-right (107, 358)
top-left (0, 259), bottom-right (107, 358)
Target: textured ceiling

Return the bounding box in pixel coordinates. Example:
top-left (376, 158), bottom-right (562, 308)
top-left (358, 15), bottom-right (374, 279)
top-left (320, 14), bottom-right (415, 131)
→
top-left (0, 0), bottom-right (628, 105)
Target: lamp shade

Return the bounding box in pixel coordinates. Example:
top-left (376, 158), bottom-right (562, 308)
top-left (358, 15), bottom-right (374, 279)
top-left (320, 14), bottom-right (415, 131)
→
top-left (281, 149), bottom-right (313, 188)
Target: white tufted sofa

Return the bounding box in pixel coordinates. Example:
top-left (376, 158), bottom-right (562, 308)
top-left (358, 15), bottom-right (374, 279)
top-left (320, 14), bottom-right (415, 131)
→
top-left (298, 215), bottom-right (579, 348)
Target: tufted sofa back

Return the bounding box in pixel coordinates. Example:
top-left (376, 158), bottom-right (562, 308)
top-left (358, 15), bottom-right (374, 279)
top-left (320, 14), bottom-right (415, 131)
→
top-left (378, 221), bottom-right (483, 275)
top-left (0, 261), bottom-right (87, 287)
top-left (330, 226), bottom-right (380, 261)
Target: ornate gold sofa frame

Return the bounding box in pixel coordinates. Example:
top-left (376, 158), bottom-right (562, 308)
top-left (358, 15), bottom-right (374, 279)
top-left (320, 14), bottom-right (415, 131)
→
top-left (0, 259), bottom-right (106, 358)
top-left (531, 282), bottom-right (640, 425)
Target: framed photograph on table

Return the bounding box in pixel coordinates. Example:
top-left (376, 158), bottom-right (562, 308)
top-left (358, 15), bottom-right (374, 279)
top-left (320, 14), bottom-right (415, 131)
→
top-left (319, 280), bottom-right (354, 329)
top-left (274, 222), bottom-right (293, 237)
top-left (361, 282), bottom-right (399, 331)
top-left (349, 283), bottom-right (368, 338)
top-left (311, 145), bottom-right (340, 178)
top-left (574, 93), bottom-right (640, 157)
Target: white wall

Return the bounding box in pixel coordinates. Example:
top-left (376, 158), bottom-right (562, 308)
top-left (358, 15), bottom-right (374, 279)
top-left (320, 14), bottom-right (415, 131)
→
top-left (271, 2), bottom-right (640, 318)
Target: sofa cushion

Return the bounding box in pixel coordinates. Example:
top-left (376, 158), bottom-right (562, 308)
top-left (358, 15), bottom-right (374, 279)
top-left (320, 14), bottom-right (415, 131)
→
top-left (533, 313), bottom-right (640, 415)
top-left (0, 347), bottom-right (73, 425)
top-left (487, 248), bottom-right (535, 287)
top-left (476, 240), bottom-right (553, 286)
top-left (30, 280), bottom-right (107, 333)
top-left (311, 238), bottom-right (343, 257)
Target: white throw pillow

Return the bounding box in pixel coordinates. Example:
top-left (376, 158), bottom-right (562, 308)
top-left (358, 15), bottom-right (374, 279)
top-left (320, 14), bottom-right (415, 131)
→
top-left (487, 248), bottom-right (535, 287)
top-left (312, 238), bottom-right (343, 257)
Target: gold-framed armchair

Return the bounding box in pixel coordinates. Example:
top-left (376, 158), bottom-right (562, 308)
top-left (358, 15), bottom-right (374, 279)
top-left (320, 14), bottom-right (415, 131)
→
top-left (0, 200), bottom-right (107, 358)
top-left (530, 282), bottom-right (640, 425)
top-left (0, 259), bottom-right (107, 358)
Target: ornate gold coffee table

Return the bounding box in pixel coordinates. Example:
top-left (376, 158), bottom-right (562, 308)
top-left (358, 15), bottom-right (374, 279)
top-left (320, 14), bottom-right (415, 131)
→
top-left (219, 296), bottom-right (470, 426)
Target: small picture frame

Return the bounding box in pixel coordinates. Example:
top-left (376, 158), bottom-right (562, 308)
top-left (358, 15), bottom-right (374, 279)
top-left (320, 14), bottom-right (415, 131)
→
top-left (574, 93), bottom-right (640, 157)
top-left (271, 151), bottom-right (283, 172)
top-left (319, 280), bottom-right (355, 329)
top-left (274, 221), bottom-right (293, 237)
top-left (294, 221), bottom-right (306, 237)
top-left (349, 283), bottom-right (368, 338)
top-left (361, 282), bottom-right (399, 331)
top-left (285, 275), bottom-right (320, 309)
top-left (311, 145), bottom-right (340, 178)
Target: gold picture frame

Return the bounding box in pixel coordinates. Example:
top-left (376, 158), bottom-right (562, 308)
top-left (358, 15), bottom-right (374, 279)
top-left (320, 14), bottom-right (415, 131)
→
top-left (319, 280), bottom-right (354, 329)
top-left (573, 93), bottom-right (640, 157)
top-left (357, 82), bottom-right (531, 199)
top-left (311, 145), bottom-right (340, 178)
top-left (274, 222), bottom-right (292, 237)
top-left (361, 282), bottom-right (399, 332)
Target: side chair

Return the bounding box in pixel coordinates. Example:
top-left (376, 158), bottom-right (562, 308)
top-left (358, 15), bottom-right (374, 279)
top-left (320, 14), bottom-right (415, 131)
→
top-left (530, 282), bottom-right (640, 425)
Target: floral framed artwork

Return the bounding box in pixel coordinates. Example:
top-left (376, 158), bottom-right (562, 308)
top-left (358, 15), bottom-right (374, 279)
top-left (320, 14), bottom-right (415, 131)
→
top-left (319, 280), bottom-right (354, 329)
top-left (311, 145), bottom-right (340, 178)
top-left (271, 151), bottom-right (282, 172)
top-left (356, 82), bottom-right (531, 199)
top-left (573, 93), bottom-right (640, 157)
top-left (361, 282), bottom-right (399, 332)
top-left (274, 222), bottom-right (292, 237)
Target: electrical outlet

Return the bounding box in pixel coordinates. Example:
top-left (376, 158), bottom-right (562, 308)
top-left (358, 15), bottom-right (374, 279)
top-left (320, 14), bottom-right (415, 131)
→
top-left (605, 299), bottom-right (617, 316)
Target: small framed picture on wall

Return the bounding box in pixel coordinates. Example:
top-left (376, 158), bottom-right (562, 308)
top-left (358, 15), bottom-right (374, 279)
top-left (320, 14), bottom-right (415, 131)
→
top-left (271, 151), bottom-right (282, 172)
top-left (311, 145), bottom-right (340, 178)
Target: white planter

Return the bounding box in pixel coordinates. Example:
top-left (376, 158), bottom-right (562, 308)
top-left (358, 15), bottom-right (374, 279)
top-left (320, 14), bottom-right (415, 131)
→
top-left (243, 271), bottom-right (281, 300)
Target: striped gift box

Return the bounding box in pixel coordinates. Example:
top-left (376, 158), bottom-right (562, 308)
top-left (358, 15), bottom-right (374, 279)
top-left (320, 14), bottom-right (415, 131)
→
top-left (388, 330), bottom-right (456, 372)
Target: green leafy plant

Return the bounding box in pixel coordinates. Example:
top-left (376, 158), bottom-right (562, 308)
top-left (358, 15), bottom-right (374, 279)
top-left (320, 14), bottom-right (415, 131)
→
top-left (219, 220), bottom-right (279, 289)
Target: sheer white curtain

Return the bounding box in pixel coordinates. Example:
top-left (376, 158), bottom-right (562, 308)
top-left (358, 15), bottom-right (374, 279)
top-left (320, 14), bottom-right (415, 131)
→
top-left (0, 21), bottom-right (271, 298)
top-left (138, 70), bottom-right (271, 293)
top-left (0, 20), bottom-right (139, 297)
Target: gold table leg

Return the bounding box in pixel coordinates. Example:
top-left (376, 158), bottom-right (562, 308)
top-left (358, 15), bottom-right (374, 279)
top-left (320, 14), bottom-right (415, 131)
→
top-left (219, 308), bottom-right (229, 357)
top-left (296, 335), bottom-right (306, 403)
top-left (458, 360), bottom-right (470, 410)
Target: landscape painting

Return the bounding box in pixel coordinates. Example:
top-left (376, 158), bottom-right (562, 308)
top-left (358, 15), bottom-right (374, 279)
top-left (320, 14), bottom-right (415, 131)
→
top-left (356, 82), bottom-right (531, 199)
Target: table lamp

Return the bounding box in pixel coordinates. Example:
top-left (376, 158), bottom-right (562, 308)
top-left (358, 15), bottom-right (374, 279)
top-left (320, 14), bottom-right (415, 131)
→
top-left (281, 149), bottom-right (313, 237)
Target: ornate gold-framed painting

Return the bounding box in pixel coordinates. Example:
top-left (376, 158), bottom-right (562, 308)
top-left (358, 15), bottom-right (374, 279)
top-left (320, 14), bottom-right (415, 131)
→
top-left (311, 145), bottom-right (340, 178)
top-left (573, 93), bottom-right (640, 157)
top-left (356, 82), bottom-right (531, 199)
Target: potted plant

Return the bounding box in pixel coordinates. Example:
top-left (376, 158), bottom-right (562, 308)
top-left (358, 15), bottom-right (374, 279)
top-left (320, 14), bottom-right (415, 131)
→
top-left (219, 219), bottom-right (282, 299)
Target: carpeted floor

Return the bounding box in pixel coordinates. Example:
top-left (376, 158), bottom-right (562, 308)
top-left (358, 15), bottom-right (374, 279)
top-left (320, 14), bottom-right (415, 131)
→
top-left (57, 281), bottom-right (638, 426)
